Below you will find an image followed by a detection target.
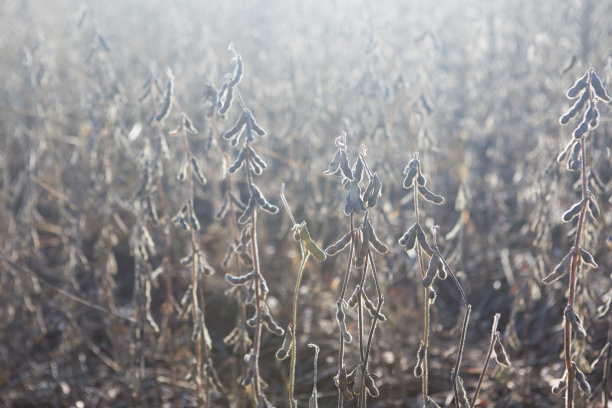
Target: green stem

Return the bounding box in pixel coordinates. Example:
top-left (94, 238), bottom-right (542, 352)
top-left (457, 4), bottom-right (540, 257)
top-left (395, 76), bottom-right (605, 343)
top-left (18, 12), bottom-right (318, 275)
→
top-left (289, 248), bottom-right (310, 407)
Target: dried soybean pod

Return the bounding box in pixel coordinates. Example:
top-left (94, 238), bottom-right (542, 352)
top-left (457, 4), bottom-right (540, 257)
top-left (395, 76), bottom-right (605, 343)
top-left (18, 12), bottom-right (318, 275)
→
top-left (364, 172), bottom-right (382, 207)
top-left (559, 109), bottom-right (575, 125)
top-left (246, 312), bottom-right (258, 328)
top-left (567, 141), bottom-right (582, 171)
top-left (352, 364), bottom-right (363, 396)
top-left (587, 195), bottom-right (600, 219)
top-left (339, 150), bottom-right (354, 180)
top-left (191, 156), bottom-right (207, 185)
top-left (155, 76), bottom-right (174, 122)
top-left (247, 145), bottom-right (268, 169)
top-left (324, 149), bottom-right (343, 175)
top-left (364, 373), bottom-right (379, 398)
top-left (572, 362), bottom-right (591, 395)
top-left (415, 224), bottom-right (434, 256)
top-left (249, 111), bottom-right (266, 136)
top-left (362, 291), bottom-right (386, 321)
top-left (589, 105), bottom-right (599, 129)
top-left (493, 334), bottom-right (511, 366)
top-left (228, 146), bottom-right (246, 174)
top-left (355, 226), bottom-right (370, 269)
top-left (456, 375), bottom-right (469, 407)
top-left (417, 167), bottom-right (427, 186)
top-left (241, 365), bottom-right (254, 387)
top-left (225, 270), bottom-right (255, 286)
top-left (344, 181), bottom-right (366, 215)
top-left (422, 253), bottom-right (439, 287)
top-left (590, 71), bottom-right (611, 102)
top-left (429, 287), bottom-right (437, 303)
top-left (543, 249), bottom-right (573, 284)
top-left (229, 55), bottom-right (243, 87)
top-left (573, 118), bottom-right (589, 139)
top-left (347, 285), bottom-right (361, 308)
top-left (418, 185), bottom-right (445, 204)
top-left (189, 205), bottom-right (200, 231)
top-left (326, 230), bottom-right (352, 255)
top-left (262, 313), bottom-right (284, 336)
top-left (580, 248), bottom-right (598, 269)
top-left (584, 101), bottom-right (597, 124)
top-left (414, 340), bottom-right (424, 378)
top-left (562, 199), bottom-right (584, 222)
top-left (565, 305), bottom-right (587, 340)
top-left (183, 114), bottom-right (198, 133)
top-left (551, 377), bottom-right (567, 394)
top-left (217, 81), bottom-right (229, 108)
top-left (352, 156), bottom-right (364, 183)
top-left (336, 301), bottom-right (352, 343)
top-left (218, 85), bottom-right (234, 115)
top-left (223, 326), bottom-right (240, 346)
top-left (177, 158), bottom-right (189, 181)
top-left (276, 324), bottom-right (293, 360)
top-left (425, 397), bottom-right (442, 408)
top-left (399, 223), bottom-right (417, 249)
top-left (566, 71), bottom-right (589, 98)
top-left (222, 111), bottom-right (246, 140)
top-left (557, 139), bottom-right (577, 163)
top-left (437, 261), bottom-right (448, 280)
top-left (238, 194), bottom-right (256, 224)
top-left (335, 365), bottom-right (353, 401)
top-left (364, 218), bottom-right (388, 253)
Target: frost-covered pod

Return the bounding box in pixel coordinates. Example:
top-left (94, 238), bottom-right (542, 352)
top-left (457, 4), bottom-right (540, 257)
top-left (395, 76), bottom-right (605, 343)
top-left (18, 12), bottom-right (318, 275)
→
top-left (364, 217), bottom-right (388, 254)
top-left (422, 253), bottom-right (439, 287)
top-left (562, 199), bottom-right (584, 222)
top-left (228, 146), bottom-right (246, 174)
top-left (222, 110), bottom-right (246, 140)
top-left (225, 270), bottom-right (255, 285)
top-left (262, 312), bottom-right (284, 336)
top-left (542, 249), bottom-right (573, 284)
top-left (336, 301), bottom-right (352, 343)
top-left (344, 181), bottom-right (367, 215)
top-left (155, 76), bottom-right (174, 122)
top-left (364, 172), bottom-right (382, 207)
top-left (590, 71), bottom-right (611, 102)
top-left (565, 305), bottom-right (587, 340)
top-left (326, 230), bottom-right (352, 255)
top-left (565, 71), bottom-right (588, 98)
top-left (493, 334), bottom-right (511, 366)
top-left (418, 185), bottom-right (444, 204)
top-left (352, 156), bottom-right (364, 183)
top-left (398, 223), bottom-right (417, 249)
top-left (229, 55), bottom-right (243, 87)
top-left (275, 324), bottom-right (293, 360)
top-left (580, 248), bottom-right (598, 269)
top-left (191, 156), bottom-right (207, 185)
top-left (218, 85), bottom-right (234, 115)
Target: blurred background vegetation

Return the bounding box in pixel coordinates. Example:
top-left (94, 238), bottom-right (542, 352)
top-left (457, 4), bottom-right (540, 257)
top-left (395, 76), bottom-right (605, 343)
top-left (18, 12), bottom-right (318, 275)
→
top-left (0, 0), bottom-right (610, 406)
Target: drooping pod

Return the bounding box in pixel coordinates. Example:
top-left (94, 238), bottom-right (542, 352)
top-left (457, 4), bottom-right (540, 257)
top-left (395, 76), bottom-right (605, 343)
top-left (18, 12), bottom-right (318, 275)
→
top-left (418, 185), bottom-right (445, 204)
top-left (275, 324), bottom-right (293, 360)
top-left (565, 71), bottom-right (588, 98)
top-left (493, 333), bottom-right (511, 366)
top-left (334, 365), bottom-right (353, 401)
top-left (297, 222), bottom-right (326, 261)
top-left (326, 230), bottom-right (352, 256)
top-left (155, 75), bottom-right (174, 122)
top-left (565, 305), bottom-right (587, 340)
top-left (229, 55), bottom-right (243, 87)
top-left (590, 71), bottom-right (611, 102)
top-left (542, 249), bottom-right (574, 284)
